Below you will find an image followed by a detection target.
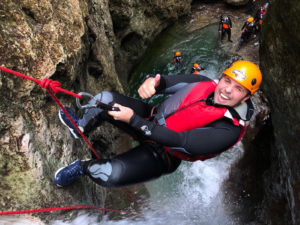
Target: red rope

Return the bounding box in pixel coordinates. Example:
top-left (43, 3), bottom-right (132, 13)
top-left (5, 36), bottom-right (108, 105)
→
top-left (121, 188), bottom-right (140, 203)
top-left (0, 206), bottom-right (138, 215)
top-left (48, 90), bottom-right (101, 159)
top-left (0, 66), bottom-right (100, 159)
top-left (121, 188), bottom-right (152, 211)
top-left (0, 66), bottom-right (82, 98)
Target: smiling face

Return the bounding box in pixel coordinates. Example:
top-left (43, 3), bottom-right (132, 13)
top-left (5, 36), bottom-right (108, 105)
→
top-left (214, 75), bottom-right (250, 107)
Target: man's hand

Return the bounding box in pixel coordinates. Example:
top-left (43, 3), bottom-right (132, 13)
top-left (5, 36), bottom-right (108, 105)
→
top-left (138, 74), bottom-right (161, 99)
top-left (108, 103), bottom-right (134, 123)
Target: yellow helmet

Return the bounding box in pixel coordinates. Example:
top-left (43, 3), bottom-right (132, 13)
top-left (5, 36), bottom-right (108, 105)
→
top-left (193, 63), bottom-right (199, 68)
top-left (247, 17), bottom-right (254, 23)
top-left (175, 51), bottom-right (181, 56)
top-left (222, 60), bottom-right (262, 95)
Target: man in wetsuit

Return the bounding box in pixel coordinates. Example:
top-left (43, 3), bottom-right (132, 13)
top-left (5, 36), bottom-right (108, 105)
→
top-left (254, 2), bottom-right (269, 34)
top-left (219, 15), bottom-right (233, 42)
top-left (54, 60), bottom-right (262, 188)
top-left (173, 51), bottom-right (183, 65)
top-left (236, 17), bottom-right (257, 51)
top-left (172, 51), bottom-right (183, 71)
top-left (190, 63), bottom-right (204, 74)
top-left (241, 17), bottom-right (257, 41)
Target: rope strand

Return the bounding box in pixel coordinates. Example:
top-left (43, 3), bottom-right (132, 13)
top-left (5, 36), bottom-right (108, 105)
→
top-left (0, 66), bottom-right (82, 98)
top-left (47, 89), bottom-right (101, 159)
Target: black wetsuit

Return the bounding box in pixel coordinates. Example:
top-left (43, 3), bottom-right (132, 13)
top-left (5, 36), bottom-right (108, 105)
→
top-left (241, 21), bottom-right (256, 42)
top-left (173, 56), bottom-right (182, 64)
top-left (219, 15), bottom-right (232, 42)
top-left (80, 74), bottom-right (249, 188)
top-left (190, 66), bottom-right (204, 74)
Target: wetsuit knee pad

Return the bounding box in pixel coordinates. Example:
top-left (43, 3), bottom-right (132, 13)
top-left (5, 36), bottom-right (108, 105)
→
top-left (82, 91), bottom-right (114, 108)
top-left (97, 91), bottom-right (114, 105)
top-left (78, 91), bottom-right (115, 132)
top-left (87, 156), bottom-right (158, 188)
top-left (86, 159), bottom-right (116, 187)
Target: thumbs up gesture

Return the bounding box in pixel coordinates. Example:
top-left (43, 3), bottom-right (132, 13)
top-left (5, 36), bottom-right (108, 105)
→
top-left (138, 74), bottom-right (161, 99)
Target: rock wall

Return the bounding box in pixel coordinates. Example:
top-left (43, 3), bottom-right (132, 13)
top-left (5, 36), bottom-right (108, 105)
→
top-left (0, 0), bottom-right (111, 220)
top-left (0, 0), bottom-right (191, 221)
top-left (259, 0), bottom-right (300, 224)
top-left (223, 0), bottom-right (300, 225)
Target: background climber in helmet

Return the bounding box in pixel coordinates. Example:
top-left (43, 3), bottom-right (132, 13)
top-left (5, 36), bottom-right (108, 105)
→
top-left (190, 63), bottom-right (204, 74)
top-left (218, 14), bottom-right (233, 43)
top-left (254, 2), bottom-right (269, 35)
top-left (170, 51), bottom-right (183, 71)
top-left (173, 51), bottom-right (183, 64)
top-left (237, 17), bottom-right (257, 51)
top-left (54, 60), bottom-right (262, 189)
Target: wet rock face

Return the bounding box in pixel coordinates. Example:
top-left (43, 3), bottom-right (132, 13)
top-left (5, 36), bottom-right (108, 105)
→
top-left (259, 0), bottom-right (300, 224)
top-left (0, 0), bottom-right (192, 220)
top-left (0, 0), bottom-right (87, 78)
top-left (224, 0), bottom-right (300, 224)
top-left (0, 0), bottom-right (109, 217)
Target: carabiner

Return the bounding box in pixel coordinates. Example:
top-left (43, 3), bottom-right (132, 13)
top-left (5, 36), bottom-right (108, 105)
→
top-left (76, 92), bottom-right (98, 109)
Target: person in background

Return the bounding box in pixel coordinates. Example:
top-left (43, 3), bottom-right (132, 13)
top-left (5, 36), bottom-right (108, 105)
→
top-left (255, 2), bottom-right (269, 22)
top-left (241, 17), bottom-right (257, 39)
top-left (236, 16), bottom-right (257, 51)
top-left (219, 14), bottom-right (233, 43)
top-left (254, 2), bottom-right (269, 34)
top-left (190, 63), bottom-right (204, 74)
top-left (54, 60), bottom-right (262, 189)
top-left (173, 51), bottom-right (183, 65)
